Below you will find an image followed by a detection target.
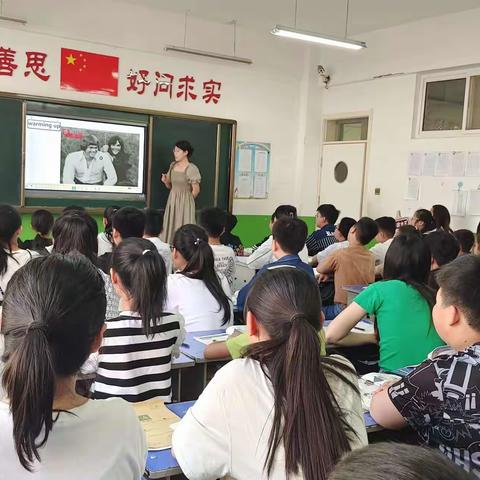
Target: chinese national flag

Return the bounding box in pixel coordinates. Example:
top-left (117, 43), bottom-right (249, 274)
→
top-left (60, 48), bottom-right (119, 96)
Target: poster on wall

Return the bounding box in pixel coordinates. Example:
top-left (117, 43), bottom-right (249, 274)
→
top-left (234, 141), bottom-right (271, 199)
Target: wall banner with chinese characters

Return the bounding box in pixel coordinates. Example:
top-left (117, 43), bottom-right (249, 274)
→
top-left (234, 141), bottom-right (270, 199)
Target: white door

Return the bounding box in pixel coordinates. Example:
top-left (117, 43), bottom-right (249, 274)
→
top-left (319, 142), bottom-right (366, 220)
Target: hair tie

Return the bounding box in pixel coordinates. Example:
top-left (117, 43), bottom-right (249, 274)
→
top-left (193, 238), bottom-right (202, 246)
top-left (290, 313), bottom-right (305, 323)
top-left (142, 249), bottom-right (152, 255)
top-left (25, 323), bottom-right (47, 335)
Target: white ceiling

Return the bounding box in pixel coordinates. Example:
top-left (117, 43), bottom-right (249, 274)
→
top-left (112, 0), bottom-right (480, 36)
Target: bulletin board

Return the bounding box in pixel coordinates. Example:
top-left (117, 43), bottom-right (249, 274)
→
top-left (234, 141), bottom-right (271, 199)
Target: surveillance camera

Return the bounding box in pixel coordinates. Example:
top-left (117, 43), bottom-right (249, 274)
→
top-left (317, 65), bottom-right (326, 74)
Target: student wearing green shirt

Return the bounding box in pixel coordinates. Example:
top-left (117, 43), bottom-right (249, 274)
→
top-left (326, 233), bottom-right (444, 372)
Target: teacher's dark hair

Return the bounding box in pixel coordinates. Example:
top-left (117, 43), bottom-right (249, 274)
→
top-left (245, 268), bottom-right (358, 480)
top-left (175, 140), bottom-right (194, 158)
top-left (329, 443), bottom-right (470, 480)
top-left (112, 238), bottom-right (168, 337)
top-left (173, 224), bottom-right (231, 325)
top-left (383, 233), bottom-right (435, 308)
top-left (52, 212), bottom-right (98, 264)
top-left (0, 205), bottom-right (22, 276)
top-left (1, 254), bottom-right (106, 471)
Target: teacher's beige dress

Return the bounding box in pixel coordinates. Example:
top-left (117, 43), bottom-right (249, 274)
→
top-left (162, 162), bottom-right (201, 244)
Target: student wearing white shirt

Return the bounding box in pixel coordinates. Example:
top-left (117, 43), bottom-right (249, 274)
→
top-left (143, 208), bottom-right (173, 273)
top-left (0, 254), bottom-right (146, 479)
top-left (166, 224), bottom-right (233, 332)
top-left (173, 267), bottom-right (367, 480)
top-left (247, 205), bottom-right (308, 270)
top-left (0, 205), bottom-right (38, 303)
top-left (316, 217), bottom-right (356, 264)
top-left (62, 134), bottom-right (117, 186)
top-left (97, 205), bottom-right (120, 257)
top-left (199, 207), bottom-right (236, 293)
top-left (370, 217), bottom-right (396, 267)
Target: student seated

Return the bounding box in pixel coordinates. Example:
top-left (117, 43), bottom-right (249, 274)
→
top-left (143, 208), bottom-right (172, 273)
top-left (166, 224), bottom-right (232, 331)
top-left (0, 254), bottom-right (146, 479)
top-left (220, 211), bottom-right (243, 252)
top-left (52, 211), bottom-right (120, 320)
top-left (315, 217), bottom-right (356, 265)
top-left (172, 268), bottom-right (367, 480)
top-left (0, 205), bottom-right (38, 304)
top-left (92, 238), bottom-right (184, 402)
top-left (453, 229), bottom-right (475, 256)
top-left (370, 255), bottom-right (480, 477)
top-left (369, 216), bottom-right (396, 267)
top-left (199, 207), bottom-right (236, 293)
top-left (20, 209), bottom-right (54, 254)
top-left (97, 205), bottom-right (119, 256)
top-left (98, 206), bottom-right (146, 274)
top-left (326, 233), bottom-right (444, 371)
top-left (236, 216), bottom-right (313, 312)
top-left (410, 208), bottom-right (436, 235)
top-left (316, 217), bottom-right (378, 320)
top-left (432, 204), bottom-right (453, 233)
top-left (329, 443), bottom-right (471, 480)
top-left (424, 230), bottom-right (460, 290)
top-left (246, 205), bottom-right (309, 270)
top-left (306, 203), bottom-right (340, 256)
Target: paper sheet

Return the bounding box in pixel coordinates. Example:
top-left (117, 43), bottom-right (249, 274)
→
top-left (236, 173), bottom-right (252, 198)
top-left (238, 149), bottom-right (252, 172)
top-left (451, 152), bottom-right (466, 176)
top-left (254, 150), bottom-right (268, 173)
top-left (194, 333), bottom-right (229, 345)
top-left (452, 190), bottom-right (467, 217)
top-left (435, 152), bottom-right (451, 177)
top-left (132, 399), bottom-right (180, 450)
top-left (253, 174), bottom-right (267, 198)
top-left (359, 373), bottom-right (401, 412)
top-left (408, 152), bottom-right (423, 176)
top-left (466, 152), bottom-right (480, 177)
top-left (422, 152), bottom-right (437, 176)
top-left (405, 177), bottom-right (420, 201)
top-left (468, 190), bottom-right (480, 215)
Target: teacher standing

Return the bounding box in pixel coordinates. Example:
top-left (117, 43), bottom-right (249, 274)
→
top-left (161, 140), bottom-right (201, 244)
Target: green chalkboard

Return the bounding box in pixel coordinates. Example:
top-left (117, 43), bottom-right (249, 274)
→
top-left (0, 98), bottom-right (23, 205)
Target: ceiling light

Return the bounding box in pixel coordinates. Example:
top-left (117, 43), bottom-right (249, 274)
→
top-left (0, 15), bottom-right (26, 25)
top-left (271, 25), bottom-right (365, 50)
top-left (165, 45), bottom-right (252, 65)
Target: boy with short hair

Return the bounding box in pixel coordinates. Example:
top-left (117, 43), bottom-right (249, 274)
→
top-left (316, 217), bottom-right (378, 320)
top-left (143, 208), bottom-right (172, 273)
top-left (453, 229), bottom-right (475, 256)
top-left (315, 217), bottom-right (356, 264)
top-left (370, 255), bottom-right (480, 478)
top-left (236, 217), bottom-right (313, 312)
top-left (305, 204), bottom-right (340, 256)
top-left (370, 216), bottom-right (396, 266)
top-left (199, 207), bottom-right (236, 293)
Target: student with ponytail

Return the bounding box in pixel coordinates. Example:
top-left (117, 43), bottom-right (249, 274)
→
top-left (166, 224), bottom-right (233, 331)
top-left (97, 205), bottom-right (120, 256)
top-left (0, 204), bottom-right (38, 304)
top-left (173, 267), bottom-right (366, 480)
top-left (0, 254), bottom-right (146, 478)
top-left (92, 238), bottom-right (184, 402)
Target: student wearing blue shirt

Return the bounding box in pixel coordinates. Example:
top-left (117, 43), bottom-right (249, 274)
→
top-left (306, 204), bottom-right (340, 256)
top-left (236, 216), bottom-right (313, 312)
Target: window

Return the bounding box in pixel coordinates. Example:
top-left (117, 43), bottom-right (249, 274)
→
top-left (325, 117), bottom-right (368, 142)
top-left (417, 69), bottom-right (480, 136)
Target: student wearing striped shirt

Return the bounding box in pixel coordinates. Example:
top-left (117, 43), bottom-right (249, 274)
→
top-left (93, 238), bottom-right (184, 403)
top-left (305, 204), bottom-right (340, 256)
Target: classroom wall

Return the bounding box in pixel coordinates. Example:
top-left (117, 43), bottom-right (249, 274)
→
top-left (0, 0), bottom-right (326, 222)
top-left (319, 7), bottom-right (480, 231)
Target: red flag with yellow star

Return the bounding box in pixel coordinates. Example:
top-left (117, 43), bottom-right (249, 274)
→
top-left (60, 48), bottom-right (119, 96)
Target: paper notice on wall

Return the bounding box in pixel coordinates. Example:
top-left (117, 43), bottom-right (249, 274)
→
top-left (466, 152), bottom-right (480, 177)
top-left (435, 152), bottom-right (451, 177)
top-left (452, 190), bottom-right (467, 217)
top-left (451, 152), bottom-right (466, 177)
top-left (236, 173), bottom-right (253, 198)
top-left (468, 190), bottom-right (480, 216)
top-left (238, 149), bottom-right (252, 172)
top-left (422, 153), bottom-right (437, 176)
top-left (254, 150), bottom-right (268, 173)
top-left (405, 177), bottom-right (420, 201)
top-left (408, 152), bottom-right (423, 176)
top-left (253, 174), bottom-right (267, 198)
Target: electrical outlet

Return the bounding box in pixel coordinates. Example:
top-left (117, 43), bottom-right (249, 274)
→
top-left (374, 188), bottom-right (381, 195)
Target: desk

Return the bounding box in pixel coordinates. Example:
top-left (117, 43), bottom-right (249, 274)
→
top-left (343, 284), bottom-right (368, 305)
top-left (171, 353), bottom-right (195, 402)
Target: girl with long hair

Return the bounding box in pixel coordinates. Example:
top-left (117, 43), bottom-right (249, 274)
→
top-left (166, 224), bottom-right (232, 331)
top-left (326, 233), bottom-right (444, 371)
top-left (431, 204), bottom-right (453, 233)
top-left (410, 208), bottom-right (436, 235)
top-left (97, 205), bottom-right (120, 256)
top-left (173, 267), bottom-right (366, 480)
top-left (0, 254), bottom-right (146, 478)
top-left (92, 238), bottom-right (184, 402)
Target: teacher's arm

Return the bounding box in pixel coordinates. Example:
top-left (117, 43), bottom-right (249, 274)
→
top-left (161, 173), bottom-right (172, 189)
top-left (191, 182), bottom-right (200, 199)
